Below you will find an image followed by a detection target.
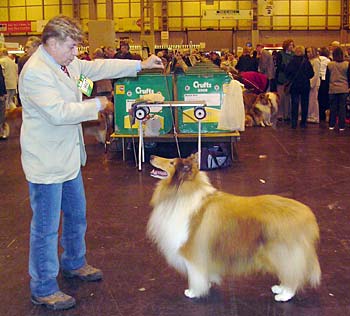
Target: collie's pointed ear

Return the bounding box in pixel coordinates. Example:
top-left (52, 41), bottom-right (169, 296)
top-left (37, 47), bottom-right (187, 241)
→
top-left (189, 152), bottom-right (199, 168)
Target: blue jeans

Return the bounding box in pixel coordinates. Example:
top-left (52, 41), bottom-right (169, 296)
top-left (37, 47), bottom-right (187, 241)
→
top-left (28, 171), bottom-right (87, 297)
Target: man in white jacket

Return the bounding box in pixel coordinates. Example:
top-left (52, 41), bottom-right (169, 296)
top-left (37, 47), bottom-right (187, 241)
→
top-left (19, 15), bottom-right (162, 311)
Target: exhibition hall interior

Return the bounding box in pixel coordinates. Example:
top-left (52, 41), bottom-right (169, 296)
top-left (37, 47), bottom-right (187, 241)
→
top-left (1, 0), bottom-right (350, 315)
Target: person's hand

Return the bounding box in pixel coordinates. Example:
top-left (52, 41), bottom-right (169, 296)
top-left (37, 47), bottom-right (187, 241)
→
top-left (96, 96), bottom-right (108, 110)
top-left (141, 54), bottom-right (164, 70)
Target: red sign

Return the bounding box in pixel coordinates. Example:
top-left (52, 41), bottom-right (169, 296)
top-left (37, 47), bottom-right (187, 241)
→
top-left (0, 21), bottom-right (32, 33)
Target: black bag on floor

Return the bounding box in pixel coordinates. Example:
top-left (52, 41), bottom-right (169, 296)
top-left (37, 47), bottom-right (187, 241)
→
top-left (200, 144), bottom-right (232, 170)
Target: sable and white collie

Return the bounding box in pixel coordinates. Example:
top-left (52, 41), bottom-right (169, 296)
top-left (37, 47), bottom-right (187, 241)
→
top-left (244, 92), bottom-right (279, 127)
top-left (147, 154), bottom-right (321, 302)
top-left (251, 92), bottom-right (279, 127)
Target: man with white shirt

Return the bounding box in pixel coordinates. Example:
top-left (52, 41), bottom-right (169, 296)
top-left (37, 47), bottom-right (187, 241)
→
top-left (19, 15), bottom-right (163, 311)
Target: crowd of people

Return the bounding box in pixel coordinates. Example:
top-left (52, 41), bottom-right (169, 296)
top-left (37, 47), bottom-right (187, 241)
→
top-left (211, 40), bottom-right (350, 130)
top-left (134, 40), bottom-right (347, 131)
top-left (1, 34), bottom-right (350, 140)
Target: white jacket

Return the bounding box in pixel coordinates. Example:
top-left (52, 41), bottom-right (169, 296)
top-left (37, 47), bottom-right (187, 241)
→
top-left (0, 55), bottom-right (18, 90)
top-left (19, 45), bottom-right (140, 184)
top-left (310, 58), bottom-right (321, 89)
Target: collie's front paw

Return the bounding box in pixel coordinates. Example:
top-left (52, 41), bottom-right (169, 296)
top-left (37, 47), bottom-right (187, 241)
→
top-left (274, 288), bottom-right (295, 302)
top-left (184, 289), bottom-right (197, 299)
top-left (271, 285), bottom-right (283, 294)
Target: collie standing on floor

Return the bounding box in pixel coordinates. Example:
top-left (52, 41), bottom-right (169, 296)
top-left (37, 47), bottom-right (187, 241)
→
top-left (147, 154), bottom-right (321, 302)
top-left (325, 47), bottom-right (350, 131)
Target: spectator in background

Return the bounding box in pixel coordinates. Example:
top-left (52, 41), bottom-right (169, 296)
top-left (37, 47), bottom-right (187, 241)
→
top-left (0, 63), bottom-right (7, 139)
top-left (236, 47), bottom-right (256, 72)
top-left (239, 71), bottom-right (268, 94)
top-left (306, 46), bottom-right (321, 123)
top-left (326, 47), bottom-right (350, 131)
top-left (210, 51), bottom-right (221, 67)
top-left (251, 50), bottom-right (259, 72)
top-left (275, 39), bottom-right (295, 121)
top-left (79, 51), bottom-right (91, 61)
top-left (285, 45), bottom-right (314, 129)
top-left (174, 51), bottom-right (189, 73)
top-left (104, 46), bottom-right (116, 59)
top-left (318, 47), bottom-right (331, 122)
top-left (9, 53), bottom-right (20, 63)
top-left (115, 42), bottom-right (134, 60)
top-left (220, 51), bottom-right (238, 74)
top-left (329, 40), bottom-right (340, 60)
top-left (91, 48), bottom-right (113, 100)
top-left (270, 50), bottom-right (279, 91)
top-left (0, 48), bottom-right (18, 109)
top-left (18, 36), bottom-right (41, 75)
top-left (256, 44), bottom-right (275, 91)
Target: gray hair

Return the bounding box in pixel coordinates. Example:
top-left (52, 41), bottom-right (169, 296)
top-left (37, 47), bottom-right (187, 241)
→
top-left (42, 15), bottom-right (83, 44)
top-left (26, 36), bottom-right (41, 48)
top-left (294, 45), bottom-right (305, 56)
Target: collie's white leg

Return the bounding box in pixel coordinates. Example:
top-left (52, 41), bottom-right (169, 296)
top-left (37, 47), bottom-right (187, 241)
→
top-left (271, 285), bottom-right (283, 294)
top-left (273, 286), bottom-right (295, 302)
top-left (184, 260), bottom-right (210, 299)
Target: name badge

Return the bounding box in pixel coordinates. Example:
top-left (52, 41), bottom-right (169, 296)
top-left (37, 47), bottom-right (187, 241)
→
top-left (77, 75), bottom-right (93, 97)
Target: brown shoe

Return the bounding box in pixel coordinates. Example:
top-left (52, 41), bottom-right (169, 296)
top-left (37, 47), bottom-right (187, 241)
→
top-left (31, 291), bottom-right (76, 310)
top-left (62, 264), bottom-right (103, 281)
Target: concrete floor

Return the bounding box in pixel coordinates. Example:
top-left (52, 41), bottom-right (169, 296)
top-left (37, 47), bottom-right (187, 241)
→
top-left (1, 122), bottom-right (350, 316)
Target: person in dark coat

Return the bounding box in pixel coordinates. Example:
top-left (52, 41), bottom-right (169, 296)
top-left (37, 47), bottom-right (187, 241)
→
top-left (285, 45), bottom-right (314, 129)
top-left (115, 42), bottom-right (134, 60)
top-left (275, 39), bottom-right (295, 119)
top-left (236, 47), bottom-right (257, 72)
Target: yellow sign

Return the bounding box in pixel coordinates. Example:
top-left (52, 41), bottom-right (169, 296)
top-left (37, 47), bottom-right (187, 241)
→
top-left (115, 85), bottom-right (125, 95)
top-left (202, 10), bottom-right (253, 20)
